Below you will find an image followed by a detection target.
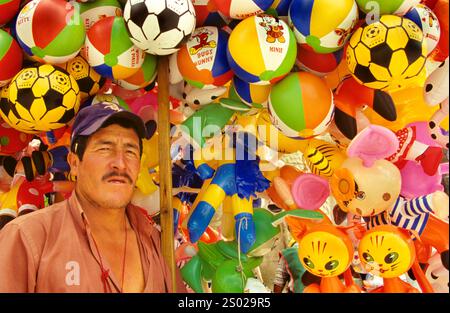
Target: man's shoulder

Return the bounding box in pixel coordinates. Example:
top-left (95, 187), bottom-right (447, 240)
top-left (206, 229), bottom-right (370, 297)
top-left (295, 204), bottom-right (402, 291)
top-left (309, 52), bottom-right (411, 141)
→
top-left (128, 205), bottom-right (161, 238)
top-left (4, 200), bottom-right (69, 234)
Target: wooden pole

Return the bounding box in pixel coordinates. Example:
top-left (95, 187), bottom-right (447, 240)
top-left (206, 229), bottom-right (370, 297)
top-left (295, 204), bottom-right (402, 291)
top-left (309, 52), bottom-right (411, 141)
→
top-left (157, 55), bottom-right (176, 292)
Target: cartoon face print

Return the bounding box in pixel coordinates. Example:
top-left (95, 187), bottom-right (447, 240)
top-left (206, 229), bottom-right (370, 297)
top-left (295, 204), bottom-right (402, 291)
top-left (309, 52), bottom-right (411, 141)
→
top-left (331, 158), bottom-right (402, 217)
top-left (298, 230), bottom-right (352, 278)
top-left (358, 228), bottom-right (414, 278)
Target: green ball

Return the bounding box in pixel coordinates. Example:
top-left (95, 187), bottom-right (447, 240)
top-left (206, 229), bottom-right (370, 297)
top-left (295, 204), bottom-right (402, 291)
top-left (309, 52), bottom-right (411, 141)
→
top-left (356, 0), bottom-right (420, 15)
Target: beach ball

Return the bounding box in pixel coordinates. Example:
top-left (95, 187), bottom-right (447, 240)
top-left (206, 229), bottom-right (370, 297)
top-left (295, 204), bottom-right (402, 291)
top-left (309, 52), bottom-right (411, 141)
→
top-left (57, 55), bottom-right (106, 101)
top-left (227, 14), bottom-right (297, 85)
top-left (404, 4), bottom-right (440, 55)
top-left (84, 16), bottom-right (145, 80)
top-left (114, 54), bottom-right (158, 90)
top-left (0, 0), bottom-right (20, 26)
top-left (212, 0), bottom-right (274, 19)
top-left (1, 64), bottom-right (80, 133)
top-left (289, 0), bottom-right (359, 54)
top-left (230, 75), bottom-right (271, 106)
top-left (124, 0), bottom-right (197, 56)
top-left (355, 0), bottom-right (420, 15)
top-left (296, 44), bottom-right (343, 76)
top-left (346, 15), bottom-right (427, 90)
top-left (192, 0), bottom-right (231, 28)
top-left (0, 29), bottom-right (23, 88)
top-left (79, 0), bottom-right (123, 31)
top-left (15, 0), bottom-right (86, 64)
top-left (177, 26), bottom-right (233, 89)
top-left (268, 71), bottom-right (334, 139)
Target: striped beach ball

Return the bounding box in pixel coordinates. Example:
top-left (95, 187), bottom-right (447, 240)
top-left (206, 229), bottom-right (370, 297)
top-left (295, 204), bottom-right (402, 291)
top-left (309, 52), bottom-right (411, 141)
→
top-left (192, 0), bottom-right (231, 28)
top-left (404, 4), bottom-right (440, 55)
top-left (177, 26), bottom-right (233, 89)
top-left (84, 16), bottom-right (145, 80)
top-left (114, 54), bottom-right (158, 91)
top-left (15, 0), bottom-right (86, 64)
top-left (0, 0), bottom-right (20, 26)
top-left (79, 0), bottom-right (123, 32)
top-left (0, 29), bottom-right (23, 87)
top-left (230, 75), bottom-right (271, 106)
top-left (268, 71), bottom-right (334, 139)
top-left (296, 44), bottom-right (343, 76)
top-left (289, 0), bottom-right (358, 53)
top-left (212, 0), bottom-right (275, 19)
top-left (227, 14), bottom-right (297, 85)
top-left (356, 0), bottom-right (420, 15)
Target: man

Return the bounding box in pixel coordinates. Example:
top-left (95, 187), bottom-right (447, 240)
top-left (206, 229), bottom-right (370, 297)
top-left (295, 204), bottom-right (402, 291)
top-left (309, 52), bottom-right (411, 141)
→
top-left (0, 102), bottom-right (186, 293)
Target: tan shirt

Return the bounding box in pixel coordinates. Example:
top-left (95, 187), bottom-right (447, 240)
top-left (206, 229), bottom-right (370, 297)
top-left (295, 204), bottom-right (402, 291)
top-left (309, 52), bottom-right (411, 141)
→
top-left (0, 192), bottom-right (186, 293)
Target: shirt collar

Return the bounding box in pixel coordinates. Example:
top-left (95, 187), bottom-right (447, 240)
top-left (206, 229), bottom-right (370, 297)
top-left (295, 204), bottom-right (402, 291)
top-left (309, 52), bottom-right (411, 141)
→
top-left (67, 190), bottom-right (156, 237)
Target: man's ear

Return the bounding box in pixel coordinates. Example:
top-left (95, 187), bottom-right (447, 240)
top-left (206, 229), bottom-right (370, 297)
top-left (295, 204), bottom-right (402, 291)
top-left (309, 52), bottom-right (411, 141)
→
top-left (67, 152), bottom-right (79, 179)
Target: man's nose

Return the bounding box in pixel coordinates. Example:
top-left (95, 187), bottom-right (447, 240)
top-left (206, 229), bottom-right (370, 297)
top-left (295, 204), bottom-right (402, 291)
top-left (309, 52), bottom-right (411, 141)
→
top-left (110, 151), bottom-right (127, 170)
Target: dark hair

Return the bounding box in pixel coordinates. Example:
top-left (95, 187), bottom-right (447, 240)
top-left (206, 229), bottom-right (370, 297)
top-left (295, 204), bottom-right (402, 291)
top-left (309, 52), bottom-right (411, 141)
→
top-left (71, 117), bottom-right (143, 161)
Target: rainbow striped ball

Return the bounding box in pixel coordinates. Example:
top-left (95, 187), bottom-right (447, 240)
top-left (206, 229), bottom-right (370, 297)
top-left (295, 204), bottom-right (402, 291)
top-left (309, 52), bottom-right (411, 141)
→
top-left (177, 26), bottom-right (233, 89)
top-left (268, 72), bottom-right (334, 139)
top-left (356, 0), bottom-right (420, 15)
top-left (79, 0), bottom-right (123, 32)
top-left (193, 0), bottom-right (231, 28)
top-left (212, 0), bottom-right (275, 19)
top-left (296, 44), bottom-right (343, 76)
top-left (289, 0), bottom-right (358, 53)
top-left (114, 54), bottom-right (158, 90)
top-left (84, 16), bottom-right (145, 80)
top-left (15, 0), bottom-right (86, 64)
top-left (230, 75), bottom-right (271, 106)
top-left (0, 29), bottom-right (23, 87)
top-left (227, 14), bottom-right (297, 85)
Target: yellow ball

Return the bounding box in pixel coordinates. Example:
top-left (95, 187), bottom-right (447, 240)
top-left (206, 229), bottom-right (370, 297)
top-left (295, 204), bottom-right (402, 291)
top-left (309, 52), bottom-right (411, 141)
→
top-left (346, 15), bottom-right (427, 91)
top-left (1, 64), bottom-right (80, 134)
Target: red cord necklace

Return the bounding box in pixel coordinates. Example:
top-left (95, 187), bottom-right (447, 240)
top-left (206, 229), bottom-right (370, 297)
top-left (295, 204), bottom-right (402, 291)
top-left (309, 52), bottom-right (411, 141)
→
top-left (91, 215), bottom-right (128, 293)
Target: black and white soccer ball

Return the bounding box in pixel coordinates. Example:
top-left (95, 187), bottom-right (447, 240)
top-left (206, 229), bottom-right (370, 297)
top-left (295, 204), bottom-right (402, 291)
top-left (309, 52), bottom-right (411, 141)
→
top-left (124, 0), bottom-right (197, 56)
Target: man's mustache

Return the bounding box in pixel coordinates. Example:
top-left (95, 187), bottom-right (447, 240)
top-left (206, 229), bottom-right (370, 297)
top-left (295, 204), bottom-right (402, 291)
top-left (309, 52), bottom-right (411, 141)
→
top-left (102, 172), bottom-right (133, 184)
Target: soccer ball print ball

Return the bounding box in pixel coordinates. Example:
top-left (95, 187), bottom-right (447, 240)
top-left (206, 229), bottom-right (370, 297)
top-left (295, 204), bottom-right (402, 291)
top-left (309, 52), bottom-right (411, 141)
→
top-left (346, 15), bottom-right (427, 91)
top-left (0, 64), bottom-right (80, 133)
top-left (124, 0), bottom-right (197, 55)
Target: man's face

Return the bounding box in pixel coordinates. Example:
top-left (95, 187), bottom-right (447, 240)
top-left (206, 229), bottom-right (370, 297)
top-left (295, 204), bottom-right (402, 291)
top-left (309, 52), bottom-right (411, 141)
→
top-left (70, 124), bottom-right (141, 210)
